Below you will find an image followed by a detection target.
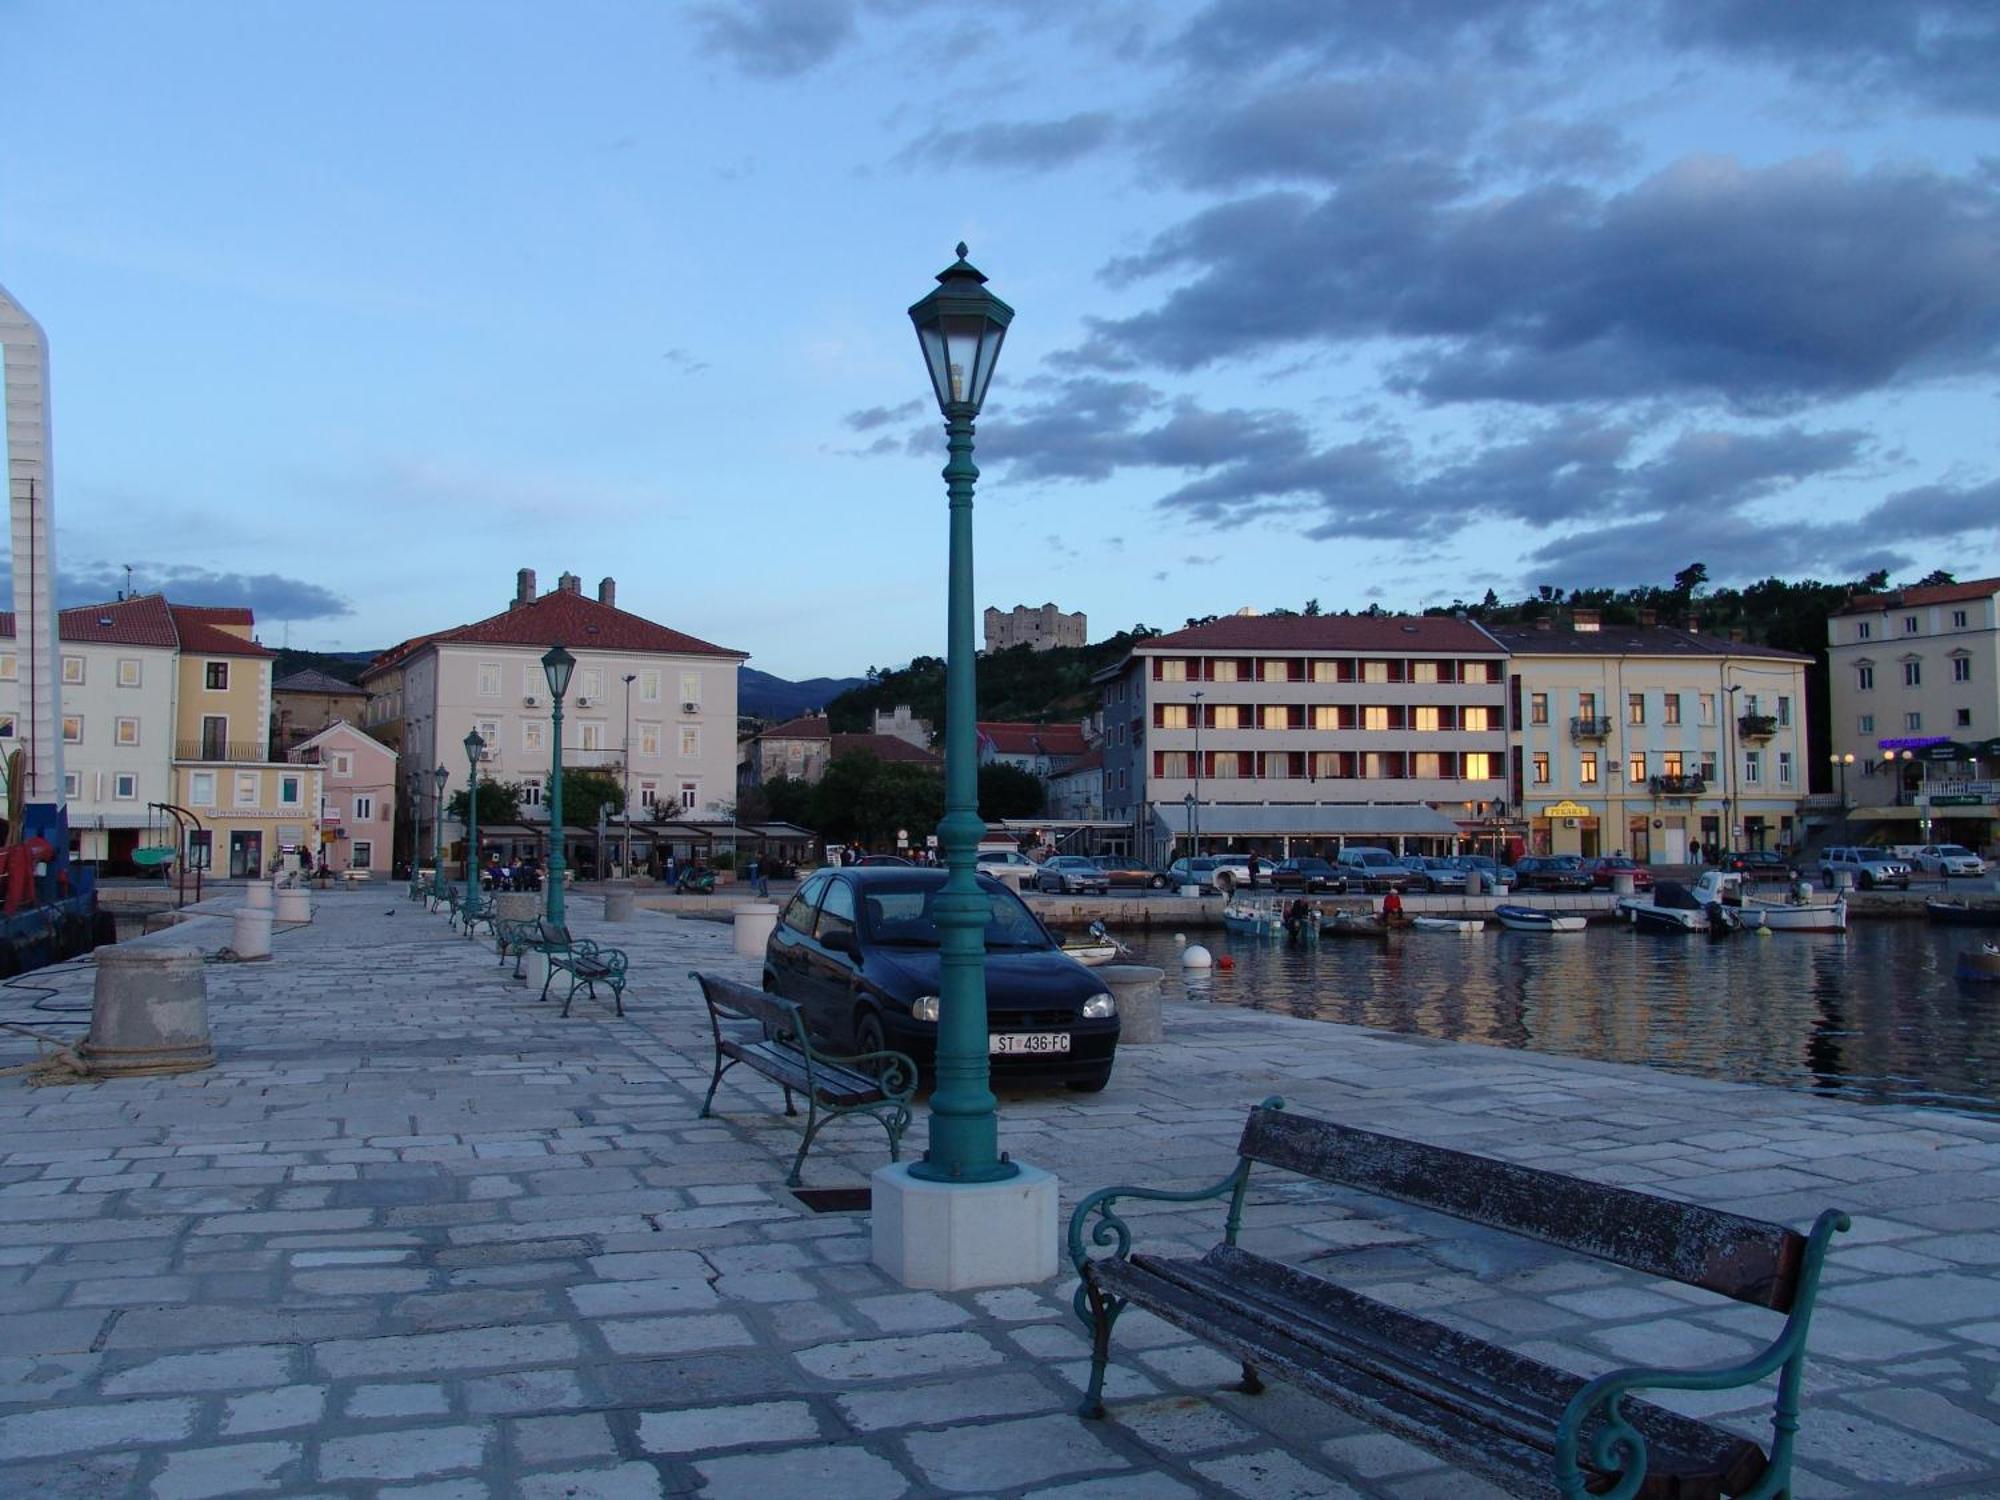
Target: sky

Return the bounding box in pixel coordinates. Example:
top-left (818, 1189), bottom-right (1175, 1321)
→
top-left (1, 0), bottom-right (1996, 680)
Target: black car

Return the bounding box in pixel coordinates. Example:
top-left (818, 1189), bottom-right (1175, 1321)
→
top-left (1270, 857), bottom-right (1346, 893)
top-left (1512, 855), bottom-right (1594, 892)
top-left (1724, 850), bottom-right (1793, 881)
top-left (763, 868), bottom-right (1120, 1091)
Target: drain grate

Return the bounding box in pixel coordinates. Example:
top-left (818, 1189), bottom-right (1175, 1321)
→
top-left (791, 1187), bottom-right (872, 1214)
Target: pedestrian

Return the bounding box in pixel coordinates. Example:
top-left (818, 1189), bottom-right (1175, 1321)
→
top-left (1247, 854), bottom-right (1262, 890)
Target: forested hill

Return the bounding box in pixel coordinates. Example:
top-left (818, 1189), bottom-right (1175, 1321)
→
top-left (826, 629), bottom-right (1161, 732)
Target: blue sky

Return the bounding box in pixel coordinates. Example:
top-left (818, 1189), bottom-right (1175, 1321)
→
top-left (2, 0), bottom-right (1995, 679)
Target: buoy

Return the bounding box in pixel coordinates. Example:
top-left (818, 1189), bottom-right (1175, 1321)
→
top-left (1757, 926), bottom-right (1772, 938)
top-left (1182, 944), bottom-right (1213, 969)
top-left (1174, 932), bottom-right (1187, 944)
top-left (1216, 955), bottom-right (1235, 970)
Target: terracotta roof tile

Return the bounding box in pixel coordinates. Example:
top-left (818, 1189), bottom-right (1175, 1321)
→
top-left (1832, 576), bottom-right (2000, 616)
top-left (0, 593), bottom-right (180, 648)
top-left (830, 732), bottom-right (941, 766)
top-left (366, 589), bottom-right (743, 676)
top-left (977, 721), bottom-right (1091, 756)
top-left (169, 606), bottom-right (273, 657)
top-left (757, 714), bottom-right (832, 741)
top-left (1140, 615), bottom-right (1503, 653)
top-left (274, 669), bottom-right (368, 695)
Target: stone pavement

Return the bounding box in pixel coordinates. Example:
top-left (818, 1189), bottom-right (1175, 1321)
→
top-left (2, 889), bottom-right (1998, 1498)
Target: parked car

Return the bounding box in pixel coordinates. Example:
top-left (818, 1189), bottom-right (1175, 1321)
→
top-left (763, 868), bottom-right (1120, 1091)
top-left (1404, 856), bottom-right (1465, 893)
top-left (1035, 855), bottom-right (1111, 895)
top-left (856, 854), bottom-right (912, 867)
top-left (1092, 854), bottom-right (1170, 890)
top-left (1165, 856), bottom-right (1231, 892)
top-left (1448, 854), bottom-right (1518, 889)
top-left (1817, 847), bottom-right (1911, 891)
top-left (1721, 850), bottom-right (1792, 881)
top-left (1269, 857), bottom-right (1347, 893)
top-left (975, 848), bottom-right (1039, 880)
top-left (1334, 847), bottom-right (1414, 893)
top-left (1512, 855), bottom-right (1594, 892)
top-left (1581, 855), bottom-right (1655, 891)
top-left (1911, 843), bottom-right (1987, 878)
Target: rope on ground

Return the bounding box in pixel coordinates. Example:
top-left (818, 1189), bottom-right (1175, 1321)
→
top-left (0, 1022), bottom-right (214, 1085)
top-left (0, 1021), bottom-right (92, 1086)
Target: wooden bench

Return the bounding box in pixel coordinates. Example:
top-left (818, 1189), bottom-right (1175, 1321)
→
top-left (529, 920), bottom-right (628, 1017)
top-left (494, 914), bottom-right (541, 971)
top-left (692, 971), bottom-right (917, 1187)
top-left (1070, 1099), bottom-right (1849, 1500)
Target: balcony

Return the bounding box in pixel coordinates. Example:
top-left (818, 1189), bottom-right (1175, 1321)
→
top-left (1569, 716), bottom-right (1612, 741)
top-left (175, 740), bottom-right (271, 763)
top-left (1737, 713), bottom-right (1778, 741)
top-left (1649, 774), bottom-right (1707, 797)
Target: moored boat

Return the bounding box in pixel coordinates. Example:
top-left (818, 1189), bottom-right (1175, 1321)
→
top-left (1618, 879), bottom-right (1748, 935)
top-left (1927, 898), bottom-right (2000, 929)
top-left (1320, 908), bottom-right (1411, 938)
top-left (1492, 905), bottom-right (1587, 933)
top-left (1411, 915), bottom-right (1485, 934)
top-left (1957, 943), bottom-right (2000, 984)
top-left (1693, 870), bottom-right (1843, 933)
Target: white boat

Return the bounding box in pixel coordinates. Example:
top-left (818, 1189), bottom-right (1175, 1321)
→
top-left (1412, 915), bottom-right (1485, 934)
top-left (1617, 878), bottom-right (1753, 936)
top-left (1060, 942), bottom-right (1121, 966)
top-left (1693, 870), bottom-right (1847, 934)
top-left (1492, 905), bottom-right (1587, 933)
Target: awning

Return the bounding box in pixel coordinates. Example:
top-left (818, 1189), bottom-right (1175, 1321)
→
top-left (1148, 802), bottom-right (1465, 839)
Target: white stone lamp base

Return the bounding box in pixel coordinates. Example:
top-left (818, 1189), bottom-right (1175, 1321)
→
top-left (870, 1160), bottom-right (1059, 1290)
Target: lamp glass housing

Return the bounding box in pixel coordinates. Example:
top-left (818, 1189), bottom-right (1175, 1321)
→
top-left (433, 764), bottom-right (449, 794)
top-left (908, 245), bottom-right (1014, 415)
top-left (542, 644), bottom-right (576, 701)
top-left (464, 729), bottom-right (485, 765)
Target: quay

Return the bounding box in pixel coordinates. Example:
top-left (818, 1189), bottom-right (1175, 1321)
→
top-left (3, 892), bottom-right (1999, 1496)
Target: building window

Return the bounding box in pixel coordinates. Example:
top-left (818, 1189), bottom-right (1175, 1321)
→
top-left (1778, 751), bottom-right (1793, 786)
top-left (578, 668), bottom-right (604, 702)
top-left (1577, 692), bottom-right (1597, 720)
top-left (1903, 661), bottom-right (1921, 687)
top-left (524, 719), bottom-right (545, 752)
top-left (1312, 705), bottom-right (1340, 731)
top-left (62, 715), bottom-right (82, 744)
top-left (1698, 756), bottom-right (1717, 781)
top-left (1531, 752), bottom-right (1550, 785)
top-left (114, 773), bottom-right (138, 800)
top-left (577, 721), bottom-right (604, 752)
top-left (478, 662), bottom-right (501, 697)
top-left (351, 841), bottom-right (374, 870)
top-left (1462, 752), bottom-right (1496, 780)
top-left (118, 658), bottom-right (142, 688)
top-left (206, 661), bottom-right (229, 690)
top-left (0, 654), bottom-right (13, 680)
top-left (520, 779), bottom-right (543, 808)
top-left (1953, 657), bottom-right (1971, 682)
top-left (1744, 751), bottom-right (1762, 785)
top-left (679, 782), bottom-right (698, 810)
top-left (1260, 705), bottom-right (1291, 731)
top-left (1360, 660), bottom-right (1389, 684)
top-left (190, 772), bottom-right (216, 807)
top-left (1529, 692), bottom-right (1548, 725)
top-left (1663, 694), bottom-right (1681, 725)
top-left (1905, 712), bottom-right (1922, 731)
top-left (332, 751), bottom-right (353, 776)
top-left (1207, 704), bottom-right (1241, 730)
top-left (0, 714), bottom-right (12, 738)
top-left (1157, 658), bottom-right (1187, 682)
top-left (1411, 706), bottom-right (1440, 732)
top-left (1856, 666), bottom-right (1874, 691)
top-left (639, 722), bottom-right (661, 757)
top-left (354, 794), bottom-right (374, 820)
top-left (1310, 660), bottom-right (1340, 683)
top-left (639, 780), bottom-right (658, 808)
top-left (1157, 704), bottom-right (1190, 730)
top-left (1952, 609), bottom-right (1968, 628)
top-left (115, 717), bottom-right (140, 746)
top-left (1411, 661), bottom-right (1438, 684)
top-left (640, 669), bottom-right (661, 703)
top-left (679, 726), bottom-right (700, 758)
top-left (1958, 708), bottom-right (1973, 727)
top-left (1904, 615), bottom-right (1919, 633)
top-left (1579, 753), bottom-right (1598, 785)
top-left (1627, 693), bottom-right (1645, 724)
top-left (61, 655), bottom-right (84, 685)
top-left (679, 672), bottom-right (702, 706)
top-left (1462, 706), bottom-right (1493, 732)
top-left (64, 772), bottom-right (81, 799)
top-left (1663, 751), bottom-right (1684, 777)
top-left (280, 775), bottom-right (302, 806)
top-left (1627, 754), bottom-right (1647, 784)
top-left (1777, 696), bottom-right (1791, 726)
top-left (1697, 693), bottom-right (1714, 725)
top-left (477, 718), bottom-right (500, 747)
top-left (1858, 714), bottom-right (1874, 734)
top-left (1361, 705), bottom-right (1391, 731)
top-left (1156, 751), bottom-right (1190, 778)
top-left (236, 773), bottom-right (258, 807)
top-left (1856, 621), bottom-right (1871, 640)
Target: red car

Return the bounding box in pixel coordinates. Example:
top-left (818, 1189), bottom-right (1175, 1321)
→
top-left (1581, 856), bottom-right (1653, 891)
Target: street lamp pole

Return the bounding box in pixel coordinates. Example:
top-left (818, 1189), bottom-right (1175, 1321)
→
top-left (542, 646), bottom-right (575, 927)
top-left (1721, 681), bottom-right (1740, 857)
top-left (463, 730), bottom-right (485, 906)
top-left (1829, 752), bottom-right (1853, 808)
top-left (431, 764), bottom-right (449, 901)
top-left (621, 673), bottom-right (636, 878)
top-left (906, 244), bottom-right (1015, 1186)
top-left (1191, 688), bottom-right (1205, 857)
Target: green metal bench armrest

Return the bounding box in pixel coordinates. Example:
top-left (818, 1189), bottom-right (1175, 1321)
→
top-left (1553, 1208), bottom-right (1850, 1500)
top-left (817, 1049), bottom-right (921, 1103)
top-left (569, 938), bottom-right (628, 966)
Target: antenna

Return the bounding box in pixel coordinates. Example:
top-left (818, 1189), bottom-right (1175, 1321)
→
top-left (123, 563), bottom-right (134, 600)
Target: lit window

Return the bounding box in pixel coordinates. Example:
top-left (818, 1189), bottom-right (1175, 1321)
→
top-left (62, 715), bottom-right (82, 743)
top-left (679, 726), bottom-right (700, 758)
top-left (640, 722), bottom-right (661, 757)
top-left (1462, 752), bottom-right (1495, 780)
top-left (1411, 661), bottom-right (1438, 684)
top-left (1663, 694), bottom-right (1681, 725)
top-left (1310, 660), bottom-right (1340, 683)
top-left (1312, 705), bottom-right (1340, 731)
top-left (1529, 693), bottom-right (1548, 725)
top-left (524, 719), bottom-right (545, 751)
top-left (117, 658), bottom-right (142, 688)
top-left (115, 717), bottom-right (140, 746)
top-left (1209, 705), bottom-right (1241, 730)
top-left (1361, 660), bottom-right (1389, 683)
top-left (0, 654), bottom-right (14, 680)
top-left (1411, 706), bottom-right (1440, 732)
top-left (1157, 659), bottom-right (1186, 682)
top-left (1663, 752), bottom-right (1683, 777)
top-left (1462, 706), bottom-right (1493, 732)
top-left (1579, 754), bottom-right (1598, 785)
top-left (1628, 693), bottom-right (1645, 725)
top-left (61, 655), bottom-right (84, 685)
top-left (1362, 706), bottom-right (1390, 731)
top-left (1158, 704), bottom-right (1190, 730)
top-left (1209, 660), bottom-right (1239, 683)
top-left (1532, 753), bottom-right (1550, 785)
top-left (1627, 755), bottom-right (1647, 784)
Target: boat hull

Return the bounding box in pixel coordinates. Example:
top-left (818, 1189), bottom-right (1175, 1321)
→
top-left (1957, 948), bottom-right (2000, 984)
top-left (1412, 916), bottom-right (1485, 934)
top-left (1928, 899), bottom-right (2000, 928)
top-left (1492, 905), bottom-right (1586, 933)
top-left (1744, 899), bottom-right (1848, 933)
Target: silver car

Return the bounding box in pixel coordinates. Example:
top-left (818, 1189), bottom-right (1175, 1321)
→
top-left (1035, 855), bottom-right (1112, 894)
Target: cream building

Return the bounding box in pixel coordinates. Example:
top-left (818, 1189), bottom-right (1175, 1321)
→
top-left (1491, 614), bottom-right (1812, 862)
top-left (1826, 576), bottom-right (1999, 846)
top-left (363, 569), bottom-right (746, 871)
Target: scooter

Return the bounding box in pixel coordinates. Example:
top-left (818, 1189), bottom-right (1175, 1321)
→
top-left (675, 868), bottom-right (717, 895)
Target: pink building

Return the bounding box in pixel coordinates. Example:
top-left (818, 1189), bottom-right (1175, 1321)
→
top-left (292, 721), bottom-right (398, 877)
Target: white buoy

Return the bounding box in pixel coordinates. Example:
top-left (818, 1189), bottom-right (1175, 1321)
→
top-left (1174, 932), bottom-right (1187, 944)
top-left (1182, 944), bottom-right (1213, 969)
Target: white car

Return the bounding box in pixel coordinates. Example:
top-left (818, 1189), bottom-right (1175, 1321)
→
top-left (1913, 844), bottom-right (1987, 878)
top-left (975, 849), bottom-right (1039, 880)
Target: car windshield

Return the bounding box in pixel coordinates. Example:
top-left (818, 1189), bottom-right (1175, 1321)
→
top-left (1937, 845), bottom-right (1973, 857)
top-left (858, 878), bottom-right (1054, 951)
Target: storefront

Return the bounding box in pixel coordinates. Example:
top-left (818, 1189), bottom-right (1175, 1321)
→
top-left (1532, 800), bottom-right (1600, 858)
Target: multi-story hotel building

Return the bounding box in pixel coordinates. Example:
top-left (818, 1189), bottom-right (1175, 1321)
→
top-left (1097, 615), bottom-right (1509, 863)
top-left (1826, 576), bottom-right (1999, 847)
top-left (1491, 615), bottom-right (1812, 862)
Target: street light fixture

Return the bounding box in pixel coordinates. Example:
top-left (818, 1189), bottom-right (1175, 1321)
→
top-left (905, 243), bottom-right (1014, 1189)
top-left (542, 645), bottom-right (575, 927)
top-left (431, 763), bottom-right (449, 901)
top-left (622, 673), bottom-right (637, 879)
top-left (463, 729), bottom-right (485, 906)
top-left (1828, 751), bottom-right (1854, 808)
top-left (1720, 682), bottom-right (1740, 856)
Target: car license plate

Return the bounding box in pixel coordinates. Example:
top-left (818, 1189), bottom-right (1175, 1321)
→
top-left (989, 1032), bottom-right (1071, 1055)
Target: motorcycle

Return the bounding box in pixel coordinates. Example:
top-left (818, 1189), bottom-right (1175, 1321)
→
top-left (674, 868), bottom-right (717, 895)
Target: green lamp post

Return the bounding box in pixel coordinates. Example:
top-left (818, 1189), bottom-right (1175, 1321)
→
top-left (542, 645), bottom-right (575, 926)
top-left (431, 763), bottom-right (449, 900)
top-left (907, 243), bottom-right (1014, 1185)
top-left (463, 729), bottom-right (485, 905)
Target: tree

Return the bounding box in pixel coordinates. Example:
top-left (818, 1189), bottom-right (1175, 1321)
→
top-left (446, 781), bottom-right (523, 825)
top-left (1303, 597), bottom-right (1322, 616)
top-left (979, 762), bottom-right (1047, 820)
top-left (812, 753), bottom-right (943, 845)
top-left (556, 769), bottom-right (624, 830)
top-left (1915, 569), bottom-right (1957, 587)
top-left (1673, 562), bottom-right (1709, 595)
top-left (760, 776), bottom-right (819, 827)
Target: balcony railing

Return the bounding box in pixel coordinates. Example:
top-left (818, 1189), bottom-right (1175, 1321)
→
top-left (1737, 714), bottom-right (1778, 740)
top-left (175, 740), bottom-right (271, 763)
top-left (1649, 774), bottom-right (1707, 796)
top-left (1569, 716), bottom-right (1612, 741)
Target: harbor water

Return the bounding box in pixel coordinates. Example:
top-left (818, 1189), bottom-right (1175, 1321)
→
top-left (1125, 921), bottom-right (2000, 1116)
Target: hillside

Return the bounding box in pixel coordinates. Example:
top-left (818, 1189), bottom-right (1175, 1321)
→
top-left (740, 668), bottom-right (866, 720)
top-left (826, 630), bottom-right (1159, 732)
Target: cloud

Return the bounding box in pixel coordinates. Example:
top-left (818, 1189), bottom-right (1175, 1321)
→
top-left (692, 0), bottom-right (858, 77)
top-left (1066, 155), bottom-right (2000, 411)
top-left (981, 376), bottom-right (1312, 485)
top-left (1175, 0), bottom-right (1562, 73)
top-left (843, 398), bottom-right (925, 431)
top-left (899, 112), bottom-right (1116, 171)
top-left (0, 563), bottom-right (354, 621)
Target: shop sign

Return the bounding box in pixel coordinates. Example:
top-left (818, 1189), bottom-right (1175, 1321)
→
top-left (1537, 800), bottom-right (1593, 819)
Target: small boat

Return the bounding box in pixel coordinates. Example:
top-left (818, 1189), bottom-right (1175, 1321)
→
top-left (1222, 901), bottom-right (1286, 940)
top-left (1957, 943), bottom-right (2000, 984)
top-left (1691, 870), bottom-right (1848, 933)
top-left (1321, 908), bottom-right (1410, 938)
top-left (1412, 915), bottom-right (1485, 934)
top-left (1492, 905), bottom-right (1587, 934)
top-left (1061, 920), bottom-right (1132, 966)
top-left (1619, 879), bottom-right (1748, 936)
top-left (1927, 898), bottom-right (2000, 929)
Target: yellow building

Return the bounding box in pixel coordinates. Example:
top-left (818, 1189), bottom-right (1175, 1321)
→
top-left (166, 606), bottom-right (322, 878)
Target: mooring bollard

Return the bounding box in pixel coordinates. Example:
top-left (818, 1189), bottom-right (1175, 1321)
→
top-left (274, 888), bottom-right (311, 923)
top-left (732, 901), bottom-right (779, 958)
top-left (1611, 871), bottom-right (1636, 897)
top-left (232, 908), bottom-right (273, 960)
top-left (245, 882), bottom-right (272, 910)
top-left (1097, 963), bottom-right (1165, 1044)
top-left (603, 884), bottom-right (637, 923)
top-left (84, 945), bottom-right (214, 1076)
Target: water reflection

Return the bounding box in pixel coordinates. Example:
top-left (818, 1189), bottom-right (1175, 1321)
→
top-left (1130, 923), bottom-right (2000, 1116)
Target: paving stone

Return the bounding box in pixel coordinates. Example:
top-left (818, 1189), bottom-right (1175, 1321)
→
top-left (293, 1267), bottom-right (432, 1294)
top-left (794, 1330), bottom-right (1005, 1383)
top-left (314, 1323), bottom-right (581, 1377)
top-left (319, 1425), bottom-right (490, 1481)
top-left (151, 1440), bottom-right (299, 1499)
top-left (585, 1250), bottom-right (712, 1280)
top-left (837, 1371), bottom-right (1067, 1432)
top-left (222, 1385), bottom-right (328, 1435)
top-left (599, 1312), bottom-right (756, 1356)
top-left (462, 1368), bottom-right (591, 1416)
top-left (104, 1345), bottom-right (298, 1395)
top-left (635, 1400), bottom-right (821, 1454)
top-left (567, 1276), bottom-right (718, 1317)
top-left (1103, 1392), bottom-right (1258, 1454)
top-left (516, 1463), bottom-right (665, 1500)
top-left (0, 1452), bottom-right (143, 1499)
top-left (3, 1309), bottom-right (109, 1354)
top-left (346, 1382), bottom-right (452, 1419)
top-left (693, 1444), bottom-right (911, 1500)
top-left (903, 1412), bottom-right (1128, 1493)
top-left (0, 1397), bottom-right (197, 1460)
top-left (852, 1291), bottom-right (974, 1333)
top-left (1024, 1478), bottom-right (1201, 1500)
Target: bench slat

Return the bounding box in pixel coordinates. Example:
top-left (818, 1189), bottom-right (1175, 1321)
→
top-left (1239, 1107), bottom-right (1806, 1311)
top-left (720, 1039), bottom-right (883, 1107)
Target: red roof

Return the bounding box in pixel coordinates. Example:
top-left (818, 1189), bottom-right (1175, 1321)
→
top-left (1832, 576), bottom-right (2000, 616)
top-left (830, 732), bottom-right (941, 766)
top-left (368, 587), bottom-right (744, 675)
top-left (169, 605), bottom-right (273, 658)
top-left (759, 714), bottom-right (832, 741)
top-left (1140, 615), bottom-right (1502, 653)
top-left (978, 721), bottom-right (1091, 757)
top-left (1052, 748), bottom-right (1103, 775)
top-left (0, 594), bottom-right (271, 654)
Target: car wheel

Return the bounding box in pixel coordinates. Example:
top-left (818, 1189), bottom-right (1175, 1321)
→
top-left (1858, 873), bottom-right (1874, 890)
top-left (1147, 874), bottom-right (1168, 890)
top-left (853, 1010), bottom-right (887, 1070)
top-left (1066, 1067), bottom-right (1113, 1093)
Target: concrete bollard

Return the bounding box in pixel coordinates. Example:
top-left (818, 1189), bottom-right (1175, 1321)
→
top-left (274, 889), bottom-right (311, 923)
top-left (1610, 871), bottom-right (1636, 897)
top-left (493, 892), bottom-right (538, 923)
top-left (245, 882), bottom-right (272, 910)
top-left (1831, 869), bottom-right (1855, 893)
top-left (1178, 884), bottom-right (1203, 899)
top-left (84, 946), bottom-right (213, 1076)
top-left (733, 901), bottom-right (779, 958)
top-left (523, 950), bottom-right (549, 992)
top-left (603, 884), bottom-right (637, 923)
top-left (1097, 963), bottom-right (1165, 1044)
top-left (232, 908), bottom-right (273, 960)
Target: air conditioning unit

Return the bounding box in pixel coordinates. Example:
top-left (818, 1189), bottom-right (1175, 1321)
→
top-left (523, 695), bottom-right (539, 707)
top-left (681, 701), bottom-right (702, 714)
top-left (576, 697), bottom-right (591, 708)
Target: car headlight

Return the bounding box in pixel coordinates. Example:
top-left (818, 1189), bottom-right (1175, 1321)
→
top-left (1082, 992), bottom-right (1117, 1020)
top-left (910, 995), bottom-right (940, 1023)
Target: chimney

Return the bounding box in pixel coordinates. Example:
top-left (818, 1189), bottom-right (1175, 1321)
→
top-left (1684, 612), bottom-right (1701, 633)
top-left (512, 567), bottom-right (536, 610)
top-left (1636, 608), bottom-right (1656, 628)
top-left (1728, 626), bottom-right (1745, 643)
top-left (1572, 608), bottom-right (1601, 632)
top-left (558, 572), bottom-right (581, 595)
top-left (598, 577), bottom-right (616, 609)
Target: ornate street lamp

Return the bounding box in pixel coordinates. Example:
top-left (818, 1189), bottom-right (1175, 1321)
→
top-left (463, 729), bottom-right (485, 905)
top-left (622, 673), bottom-right (637, 878)
top-left (1191, 688), bottom-right (1205, 857)
top-left (1828, 751), bottom-right (1853, 808)
top-left (906, 244), bottom-right (1014, 1187)
top-left (542, 645), bottom-right (575, 926)
top-left (431, 763), bottom-right (449, 900)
